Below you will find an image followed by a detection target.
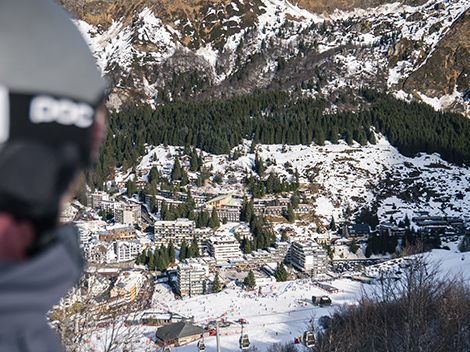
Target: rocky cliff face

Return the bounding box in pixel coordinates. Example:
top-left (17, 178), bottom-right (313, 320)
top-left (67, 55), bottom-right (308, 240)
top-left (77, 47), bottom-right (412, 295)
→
top-left (402, 8), bottom-right (470, 102)
top-left (59, 0), bottom-right (470, 115)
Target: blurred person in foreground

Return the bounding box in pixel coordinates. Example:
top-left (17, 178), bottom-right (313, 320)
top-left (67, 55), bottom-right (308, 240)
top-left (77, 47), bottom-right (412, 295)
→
top-left (0, 0), bottom-right (107, 351)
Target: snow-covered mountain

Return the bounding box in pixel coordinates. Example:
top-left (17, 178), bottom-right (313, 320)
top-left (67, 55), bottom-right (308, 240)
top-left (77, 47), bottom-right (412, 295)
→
top-left (61, 0), bottom-right (470, 114)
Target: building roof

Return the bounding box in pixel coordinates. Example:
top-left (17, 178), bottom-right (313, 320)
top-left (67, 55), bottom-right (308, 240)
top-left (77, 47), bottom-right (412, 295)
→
top-left (156, 322), bottom-right (206, 342)
top-left (347, 223), bottom-right (371, 232)
top-left (208, 194), bottom-right (230, 203)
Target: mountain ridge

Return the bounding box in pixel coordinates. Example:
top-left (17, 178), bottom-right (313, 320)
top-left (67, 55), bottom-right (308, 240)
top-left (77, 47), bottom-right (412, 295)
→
top-left (59, 0), bottom-right (470, 115)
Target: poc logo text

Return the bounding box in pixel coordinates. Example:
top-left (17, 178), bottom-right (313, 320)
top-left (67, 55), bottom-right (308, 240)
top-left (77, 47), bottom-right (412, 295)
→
top-left (30, 95), bottom-right (94, 128)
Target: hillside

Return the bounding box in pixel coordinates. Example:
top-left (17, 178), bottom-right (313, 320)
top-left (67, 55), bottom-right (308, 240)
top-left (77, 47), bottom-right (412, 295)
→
top-left (59, 0), bottom-right (470, 114)
top-left (133, 135), bottom-right (470, 227)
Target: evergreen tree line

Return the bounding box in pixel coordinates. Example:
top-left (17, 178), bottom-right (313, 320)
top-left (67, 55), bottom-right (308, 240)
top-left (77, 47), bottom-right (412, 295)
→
top-left (178, 237), bottom-right (201, 260)
top-left (136, 236), bottom-right (202, 271)
top-left (92, 89), bottom-right (470, 189)
top-left (136, 242), bottom-right (176, 271)
top-left (239, 197), bottom-right (276, 251)
top-left (365, 228), bottom-right (442, 257)
top-left (246, 172), bottom-right (299, 198)
top-left (273, 262), bottom-right (288, 281)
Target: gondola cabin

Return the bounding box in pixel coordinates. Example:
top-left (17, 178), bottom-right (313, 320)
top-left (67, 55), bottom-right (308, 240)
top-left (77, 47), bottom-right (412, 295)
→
top-left (239, 334), bottom-right (250, 350)
top-left (197, 339), bottom-right (206, 352)
top-left (303, 331), bottom-right (316, 348)
top-left (312, 295), bottom-right (332, 307)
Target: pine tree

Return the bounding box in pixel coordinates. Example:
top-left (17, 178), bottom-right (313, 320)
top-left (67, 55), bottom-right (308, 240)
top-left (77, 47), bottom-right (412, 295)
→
top-left (168, 240), bottom-right (176, 263)
top-left (156, 255), bottom-right (166, 271)
top-left (160, 200), bottom-right (167, 220)
top-left (250, 142), bottom-right (256, 154)
top-left (171, 156), bottom-right (182, 181)
top-left (212, 273), bottom-right (221, 293)
top-left (190, 236), bottom-right (200, 257)
top-left (349, 238), bottom-right (359, 254)
top-left (196, 210), bottom-right (210, 228)
top-left (290, 192), bottom-right (300, 209)
top-left (330, 216), bottom-right (337, 231)
top-left (244, 240), bottom-right (253, 254)
top-left (274, 262), bottom-right (288, 282)
top-left (145, 249), bottom-right (151, 265)
top-left (243, 270), bottom-right (256, 289)
top-left (160, 244), bottom-right (169, 267)
top-left (211, 207), bottom-right (220, 228)
top-left (280, 230), bottom-right (288, 242)
top-left (181, 171), bottom-right (189, 186)
top-left (179, 240), bottom-right (188, 261)
top-left (186, 189), bottom-right (196, 209)
top-left (190, 148), bottom-right (199, 171)
top-left (127, 178), bottom-right (136, 196)
top-left (286, 203), bottom-right (295, 222)
top-left (148, 250), bottom-right (156, 271)
top-left (148, 166), bottom-right (160, 184)
top-left (150, 194), bottom-right (158, 214)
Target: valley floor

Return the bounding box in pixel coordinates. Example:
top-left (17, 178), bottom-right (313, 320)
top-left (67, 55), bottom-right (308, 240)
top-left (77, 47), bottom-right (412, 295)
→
top-left (84, 248), bottom-right (470, 352)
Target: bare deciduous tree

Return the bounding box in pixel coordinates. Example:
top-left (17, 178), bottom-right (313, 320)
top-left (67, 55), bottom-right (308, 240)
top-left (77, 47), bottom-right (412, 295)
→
top-left (316, 246), bottom-right (470, 352)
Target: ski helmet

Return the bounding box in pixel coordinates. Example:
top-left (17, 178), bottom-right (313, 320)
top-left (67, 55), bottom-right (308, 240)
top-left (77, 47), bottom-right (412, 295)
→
top-left (0, 0), bottom-right (107, 228)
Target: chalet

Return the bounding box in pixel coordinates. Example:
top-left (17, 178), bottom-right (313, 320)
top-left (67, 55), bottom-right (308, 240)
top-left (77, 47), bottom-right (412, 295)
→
top-left (135, 180), bottom-right (147, 188)
top-left (155, 322), bottom-right (209, 347)
top-left (377, 223), bottom-right (406, 237)
top-left (342, 223), bottom-right (371, 239)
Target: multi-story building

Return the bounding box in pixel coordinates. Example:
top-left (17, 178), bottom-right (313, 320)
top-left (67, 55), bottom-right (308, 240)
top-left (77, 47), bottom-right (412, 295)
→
top-left (99, 225), bottom-right (137, 242)
top-left (76, 222), bottom-right (92, 245)
top-left (205, 193), bottom-right (242, 221)
top-left (233, 223), bottom-right (251, 239)
top-left (243, 243), bottom-right (289, 265)
top-left (289, 240), bottom-right (328, 277)
top-left (82, 241), bottom-right (116, 264)
top-left (194, 227), bottom-right (213, 254)
top-left (101, 200), bottom-right (117, 213)
top-left (145, 194), bottom-right (183, 210)
top-left (275, 241), bottom-right (290, 262)
top-left (342, 223), bottom-right (371, 239)
top-left (154, 218), bottom-right (196, 246)
top-left (207, 235), bottom-right (243, 263)
top-left (87, 191), bottom-right (109, 209)
top-left (114, 240), bottom-right (142, 262)
top-left (216, 207), bottom-right (241, 222)
top-left (115, 203), bottom-right (141, 225)
top-left (176, 258), bottom-right (209, 297)
top-left (86, 274), bottom-right (110, 296)
top-left (110, 271), bottom-right (144, 302)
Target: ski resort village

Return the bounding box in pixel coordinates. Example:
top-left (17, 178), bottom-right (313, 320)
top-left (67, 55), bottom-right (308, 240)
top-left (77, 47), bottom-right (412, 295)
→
top-left (54, 135), bottom-right (470, 351)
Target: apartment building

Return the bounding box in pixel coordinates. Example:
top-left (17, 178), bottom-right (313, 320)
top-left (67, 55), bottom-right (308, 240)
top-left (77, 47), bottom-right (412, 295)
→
top-left (207, 235), bottom-right (243, 263)
top-left (110, 271), bottom-right (144, 303)
top-left (114, 203), bottom-right (141, 225)
top-left (204, 193), bottom-right (242, 221)
top-left (114, 240), bottom-right (142, 262)
top-left (176, 258), bottom-right (209, 298)
top-left (154, 218), bottom-right (196, 246)
top-left (87, 191), bottom-right (109, 209)
top-left (289, 240), bottom-right (328, 277)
